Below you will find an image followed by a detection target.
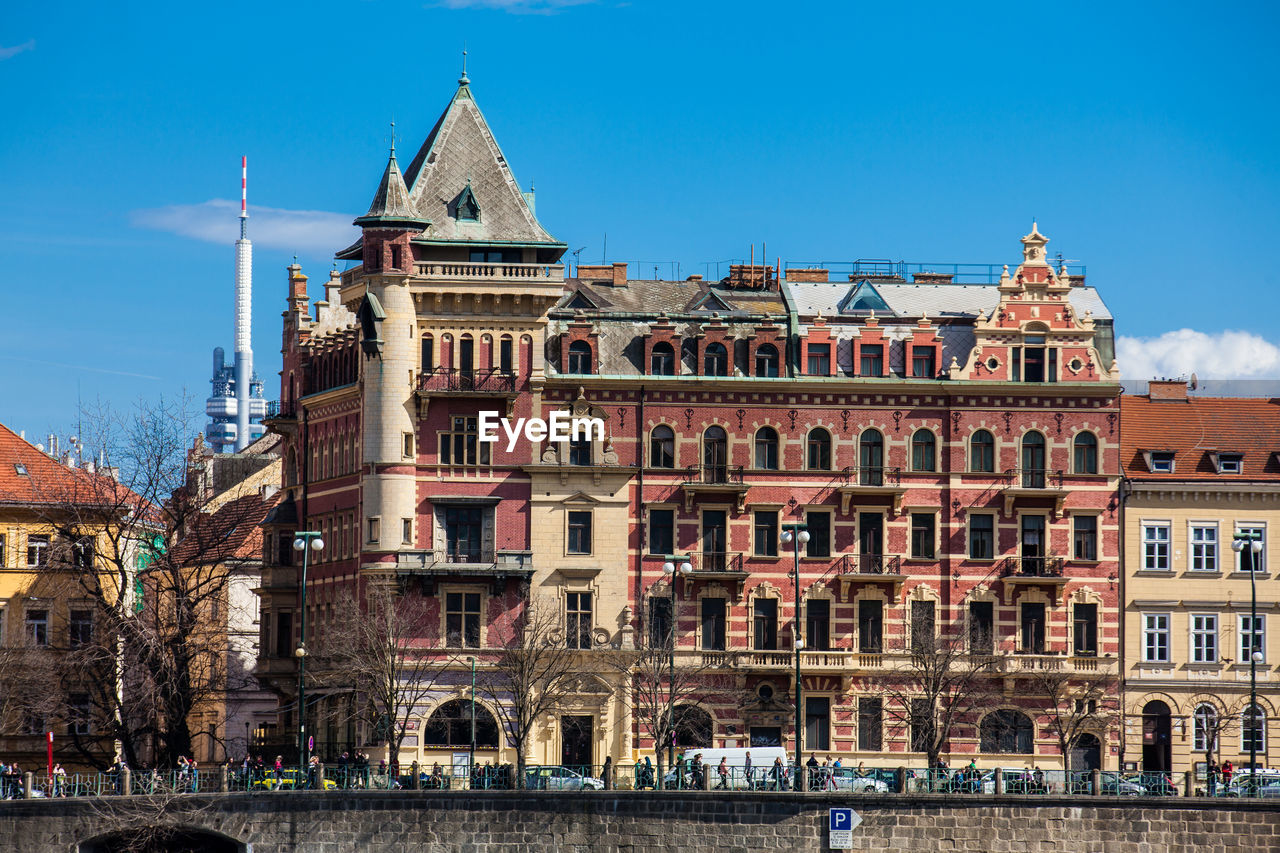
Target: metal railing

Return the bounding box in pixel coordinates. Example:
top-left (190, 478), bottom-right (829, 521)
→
top-left (1003, 468), bottom-right (1064, 489)
top-left (682, 464), bottom-right (746, 485)
top-left (1000, 556), bottom-right (1065, 578)
top-left (784, 260), bottom-right (1087, 285)
top-left (837, 554), bottom-right (902, 575)
top-left (840, 466), bottom-right (902, 487)
top-left (693, 550), bottom-right (744, 573)
top-left (417, 367), bottom-right (517, 394)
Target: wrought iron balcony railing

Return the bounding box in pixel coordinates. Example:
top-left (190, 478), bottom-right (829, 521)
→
top-left (836, 554), bottom-right (902, 575)
top-left (417, 367), bottom-right (516, 394)
top-left (840, 466), bottom-right (902, 487)
top-left (682, 464), bottom-right (746, 486)
top-left (1000, 556), bottom-right (1065, 578)
top-left (1002, 468), bottom-right (1064, 489)
top-left (694, 551), bottom-right (744, 573)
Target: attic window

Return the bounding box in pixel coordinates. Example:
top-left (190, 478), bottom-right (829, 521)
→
top-left (456, 185), bottom-right (480, 222)
top-left (567, 292), bottom-right (596, 310)
top-left (14, 463), bottom-right (28, 476)
top-left (1148, 451), bottom-right (1175, 474)
top-left (1213, 453), bottom-right (1243, 475)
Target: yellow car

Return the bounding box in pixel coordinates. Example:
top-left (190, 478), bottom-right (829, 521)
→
top-left (250, 769), bottom-right (337, 791)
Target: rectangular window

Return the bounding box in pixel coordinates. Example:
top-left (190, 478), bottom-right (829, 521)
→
top-left (403, 432), bottom-right (414, 459)
top-left (367, 517), bottom-right (380, 543)
top-left (1020, 602), bottom-right (1046, 654)
top-left (1190, 525), bottom-right (1218, 571)
top-left (1143, 613), bottom-right (1170, 663)
top-left (1073, 603), bottom-right (1097, 656)
top-left (805, 696), bottom-right (831, 751)
top-left (911, 346), bottom-right (936, 378)
top-left (568, 437), bottom-right (592, 466)
top-left (1073, 515), bottom-right (1098, 561)
top-left (0, 533), bottom-right (6, 566)
top-left (446, 592), bottom-right (482, 648)
top-left (567, 511), bottom-right (592, 555)
top-left (649, 509), bottom-right (675, 556)
top-left (910, 513), bottom-right (935, 559)
top-left (969, 601), bottom-right (994, 654)
top-left (499, 338), bottom-right (514, 376)
top-left (1216, 453), bottom-right (1243, 474)
top-left (859, 344), bottom-right (883, 377)
top-left (805, 512), bottom-right (831, 558)
top-left (648, 597), bottom-right (672, 649)
top-left (910, 698), bottom-right (934, 753)
top-left (1142, 524), bottom-right (1170, 570)
top-left (1236, 526), bottom-right (1266, 573)
top-left (422, 337), bottom-right (434, 371)
top-left (911, 600), bottom-right (935, 654)
top-left (72, 536), bottom-right (94, 568)
top-left (753, 511), bottom-right (778, 557)
top-left (439, 416), bottom-right (490, 466)
top-left (701, 598), bottom-right (726, 651)
top-left (69, 609), bottom-right (93, 647)
top-left (25, 609), bottom-right (49, 647)
top-left (806, 599), bottom-right (830, 651)
top-left (1240, 614), bottom-right (1266, 664)
top-left (753, 598), bottom-right (777, 651)
top-left (807, 343), bottom-right (830, 376)
top-left (566, 592), bottom-right (592, 650)
top-left (969, 515), bottom-right (995, 560)
top-left (27, 534), bottom-right (49, 567)
top-left (1191, 614), bottom-right (1218, 663)
top-left (857, 697), bottom-right (883, 751)
top-left (858, 599), bottom-right (883, 653)
top-left (1149, 451), bottom-right (1174, 473)
top-left (1243, 706), bottom-right (1266, 754)
top-left (402, 518), bottom-right (413, 545)
top-left (69, 694), bottom-right (91, 736)
top-left (275, 611), bottom-right (293, 658)
top-left (443, 506), bottom-right (486, 562)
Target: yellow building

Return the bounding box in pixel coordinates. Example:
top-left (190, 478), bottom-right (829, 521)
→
top-left (1121, 381), bottom-right (1280, 782)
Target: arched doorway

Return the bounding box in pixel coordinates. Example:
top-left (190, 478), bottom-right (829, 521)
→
top-left (1142, 700), bottom-right (1172, 772)
top-left (81, 828), bottom-right (244, 853)
top-left (1070, 733), bottom-right (1102, 771)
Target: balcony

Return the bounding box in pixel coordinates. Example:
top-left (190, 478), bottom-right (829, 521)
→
top-left (999, 468), bottom-right (1067, 517)
top-left (417, 367), bottom-right (517, 395)
top-left (393, 549), bottom-right (534, 594)
top-left (835, 467), bottom-right (907, 515)
top-left (413, 261), bottom-right (564, 282)
top-left (1000, 556), bottom-right (1069, 603)
top-left (835, 553), bottom-right (905, 598)
top-left (669, 550), bottom-right (749, 598)
top-left (262, 399), bottom-right (299, 436)
top-left (679, 465), bottom-right (750, 512)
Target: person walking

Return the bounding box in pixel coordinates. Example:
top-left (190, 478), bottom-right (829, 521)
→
top-left (716, 756), bottom-right (729, 790)
top-left (744, 752), bottom-right (753, 789)
top-left (770, 757), bottom-right (784, 791)
top-left (1222, 759), bottom-right (1234, 790)
top-left (602, 755), bottom-right (613, 790)
top-left (51, 763), bottom-right (66, 797)
top-left (1207, 758), bottom-right (1219, 797)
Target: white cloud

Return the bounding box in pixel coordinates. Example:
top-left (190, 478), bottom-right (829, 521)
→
top-left (0, 39), bottom-right (35, 60)
top-left (131, 199), bottom-right (357, 254)
top-left (432, 0), bottom-right (595, 12)
top-left (1117, 329), bottom-right (1280, 380)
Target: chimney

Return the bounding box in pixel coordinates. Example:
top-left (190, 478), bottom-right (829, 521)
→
top-left (611, 262), bottom-right (628, 286)
top-left (1148, 379), bottom-right (1189, 400)
top-left (786, 268), bottom-right (830, 283)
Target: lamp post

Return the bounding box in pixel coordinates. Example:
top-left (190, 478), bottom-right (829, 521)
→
top-left (293, 531), bottom-right (324, 772)
top-left (662, 557), bottom-right (692, 773)
top-left (781, 522), bottom-right (810, 787)
top-left (468, 656), bottom-right (477, 784)
top-left (1231, 530), bottom-right (1265, 784)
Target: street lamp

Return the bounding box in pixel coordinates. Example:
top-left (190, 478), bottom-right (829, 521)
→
top-left (293, 531), bottom-right (324, 772)
top-left (468, 656), bottom-right (477, 785)
top-left (662, 558), bottom-right (692, 772)
top-left (781, 523), bottom-right (810, 786)
top-left (1231, 530), bottom-right (1265, 783)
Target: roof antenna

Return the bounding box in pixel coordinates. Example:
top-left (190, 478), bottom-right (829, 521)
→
top-left (459, 44), bottom-right (470, 86)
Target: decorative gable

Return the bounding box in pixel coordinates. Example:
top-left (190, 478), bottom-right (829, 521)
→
top-left (455, 182), bottom-right (480, 222)
top-left (839, 280), bottom-right (894, 314)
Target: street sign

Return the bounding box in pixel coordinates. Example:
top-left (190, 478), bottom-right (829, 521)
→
top-left (828, 808), bottom-right (862, 849)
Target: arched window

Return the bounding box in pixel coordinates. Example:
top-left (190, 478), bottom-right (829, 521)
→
top-left (754, 427), bottom-right (779, 470)
top-left (1242, 703), bottom-right (1267, 754)
top-left (970, 430), bottom-right (995, 473)
top-left (1021, 430), bottom-right (1046, 487)
top-left (673, 704), bottom-right (713, 748)
top-left (1073, 432), bottom-right (1098, 474)
top-left (567, 340), bottom-right (593, 375)
top-left (911, 429), bottom-right (936, 472)
top-left (704, 342), bottom-right (728, 377)
top-left (980, 709), bottom-right (1034, 754)
top-left (754, 344), bottom-right (779, 377)
top-left (807, 428), bottom-right (832, 471)
top-left (1193, 704), bottom-right (1218, 753)
top-left (859, 429), bottom-right (884, 485)
top-left (650, 426), bottom-right (675, 468)
top-left (703, 426), bottom-right (728, 479)
top-left (651, 342), bottom-right (676, 376)
top-left (423, 699), bottom-right (499, 748)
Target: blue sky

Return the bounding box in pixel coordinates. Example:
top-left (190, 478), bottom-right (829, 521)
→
top-left (2, 0), bottom-right (1279, 440)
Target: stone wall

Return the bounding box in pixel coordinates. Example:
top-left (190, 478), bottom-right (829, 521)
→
top-left (1, 791), bottom-right (1277, 853)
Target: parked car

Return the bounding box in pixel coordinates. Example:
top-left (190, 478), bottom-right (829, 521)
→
top-left (524, 766), bottom-right (604, 791)
top-left (1224, 770), bottom-right (1280, 798)
top-left (251, 769), bottom-right (338, 791)
top-left (829, 768), bottom-right (890, 793)
top-left (1100, 773), bottom-right (1147, 796)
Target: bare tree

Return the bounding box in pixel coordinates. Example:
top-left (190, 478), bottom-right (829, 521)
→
top-left (879, 605), bottom-right (1002, 769)
top-left (311, 585), bottom-right (447, 766)
top-left (1029, 666), bottom-right (1119, 774)
top-left (82, 788), bottom-right (219, 853)
top-left (474, 589), bottom-right (590, 788)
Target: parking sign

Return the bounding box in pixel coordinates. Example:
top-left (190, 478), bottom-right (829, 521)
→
top-left (829, 808), bottom-right (862, 848)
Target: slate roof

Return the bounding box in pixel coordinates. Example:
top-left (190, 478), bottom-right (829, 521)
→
top-left (1120, 395), bottom-right (1280, 479)
top-left (555, 279), bottom-right (787, 318)
top-left (354, 147), bottom-right (426, 229)
top-left (400, 82), bottom-right (559, 246)
top-left (783, 281), bottom-right (1112, 321)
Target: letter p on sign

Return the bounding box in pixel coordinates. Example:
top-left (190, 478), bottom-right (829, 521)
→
top-left (828, 808), bottom-right (861, 849)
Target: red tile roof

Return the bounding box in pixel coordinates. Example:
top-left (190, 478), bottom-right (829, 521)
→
top-left (1120, 395), bottom-right (1280, 479)
top-left (170, 491), bottom-right (281, 566)
top-left (0, 421), bottom-right (108, 505)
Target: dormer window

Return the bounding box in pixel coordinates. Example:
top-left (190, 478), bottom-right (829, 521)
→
top-left (456, 184), bottom-right (480, 222)
top-left (1212, 453), bottom-right (1243, 475)
top-left (1146, 451), bottom-right (1175, 473)
top-left (14, 463), bottom-right (27, 476)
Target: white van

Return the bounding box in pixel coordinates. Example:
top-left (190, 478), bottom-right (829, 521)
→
top-left (660, 747), bottom-right (791, 790)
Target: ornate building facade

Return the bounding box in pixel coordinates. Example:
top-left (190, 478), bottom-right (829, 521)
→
top-left (256, 75), bottom-right (1125, 776)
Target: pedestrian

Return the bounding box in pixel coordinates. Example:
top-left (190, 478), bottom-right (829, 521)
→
top-left (52, 763), bottom-right (66, 797)
top-left (744, 751), bottom-right (753, 789)
top-left (770, 757), bottom-right (784, 791)
top-left (273, 755), bottom-right (283, 789)
top-left (1222, 759), bottom-right (1234, 789)
top-left (716, 756), bottom-right (729, 789)
top-left (1207, 758), bottom-right (1219, 796)
top-left (806, 753), bottom-right (819, 790)
top-left (602, 755), bottom-right (613, 790)
top-left (639, 755), bottom-right (654, 790)
top-left (691, 752), bottom-right (705, 789)
top-left (856, 760), bottom-right (868, 778)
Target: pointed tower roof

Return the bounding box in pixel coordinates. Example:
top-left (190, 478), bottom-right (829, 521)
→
top-left (354, 143), bottom-right (428, 229)
top-left (401, 81), bottom-right (561, 247)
